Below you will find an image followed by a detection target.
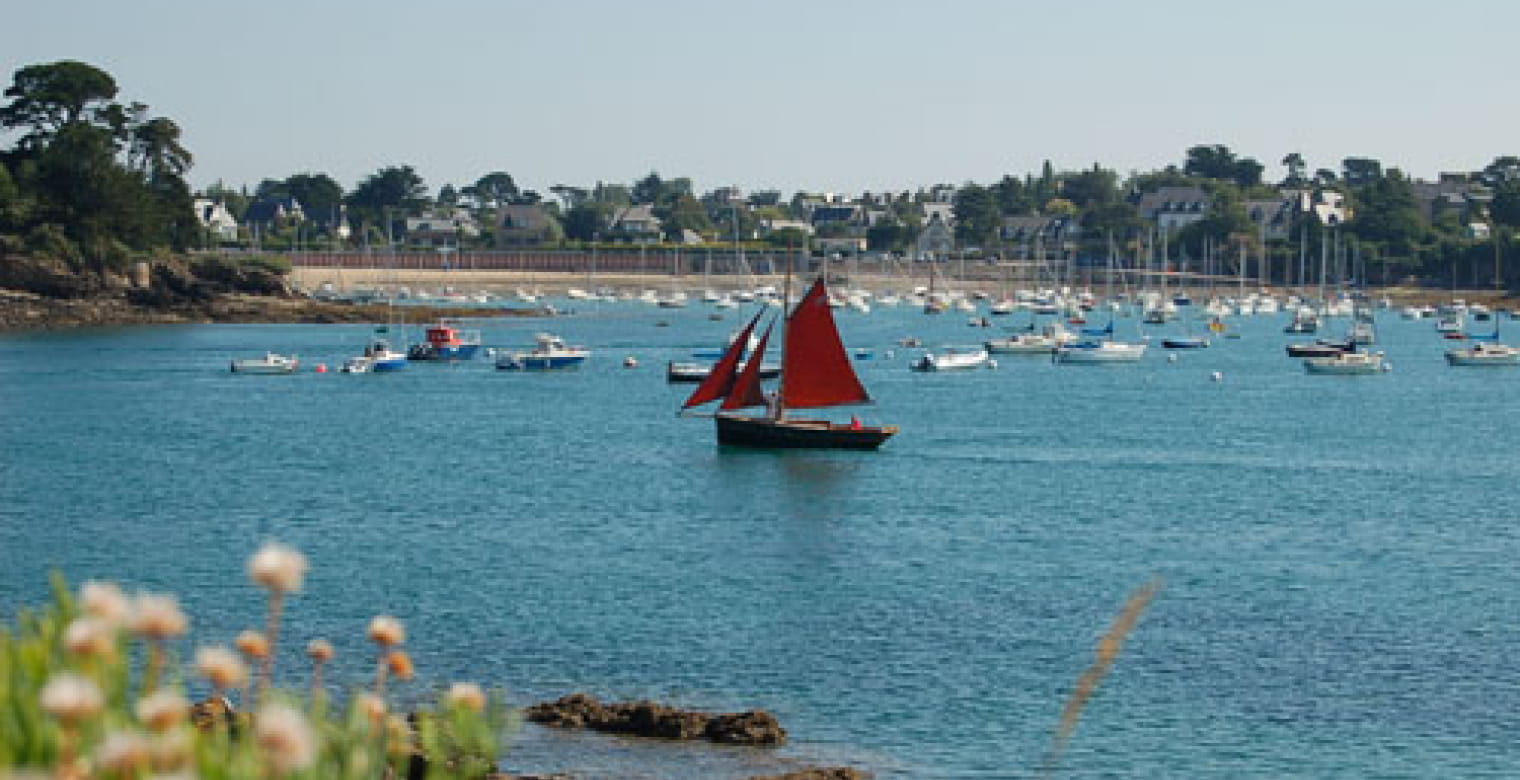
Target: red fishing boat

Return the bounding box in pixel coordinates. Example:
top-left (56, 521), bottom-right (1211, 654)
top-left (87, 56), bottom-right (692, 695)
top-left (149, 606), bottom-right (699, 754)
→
top-left (680, 277), bottom-right (897, 450)
top-left (407, 319), bottom-right (482, 361)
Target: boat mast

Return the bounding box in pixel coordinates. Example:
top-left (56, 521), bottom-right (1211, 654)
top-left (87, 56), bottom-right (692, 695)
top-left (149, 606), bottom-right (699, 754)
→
top-left (775, 242), bottom-right (795, 422)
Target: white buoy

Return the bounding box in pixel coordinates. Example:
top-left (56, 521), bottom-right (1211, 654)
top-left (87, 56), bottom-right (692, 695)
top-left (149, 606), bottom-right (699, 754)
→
top-left (1167, 353), bottom-right (1179, 363)
top-left (623, 356), bottom-right (638, 368)
top-left (1210, 371), bottom-right (1223, 382)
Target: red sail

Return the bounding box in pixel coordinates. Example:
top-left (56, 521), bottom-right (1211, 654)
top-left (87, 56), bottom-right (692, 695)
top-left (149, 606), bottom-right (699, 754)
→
top-left (781, 278), bottom-right (870, 408)
top-left (681, 312), bottom-right (763, 410)
top-left (720, 321), bottom-right (773, 411)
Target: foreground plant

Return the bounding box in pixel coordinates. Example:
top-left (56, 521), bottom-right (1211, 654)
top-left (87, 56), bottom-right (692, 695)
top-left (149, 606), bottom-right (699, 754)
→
top-left (0, 547), bottom-right (513, 779)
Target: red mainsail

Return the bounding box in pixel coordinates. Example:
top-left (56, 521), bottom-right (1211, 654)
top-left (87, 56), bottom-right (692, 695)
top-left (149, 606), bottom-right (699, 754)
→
top-left (680, 311), bottom-right (763, 410)
top-left (720, 321), bottom-right (773, 411)
top-left (780, 278), bottom-right (871, 409)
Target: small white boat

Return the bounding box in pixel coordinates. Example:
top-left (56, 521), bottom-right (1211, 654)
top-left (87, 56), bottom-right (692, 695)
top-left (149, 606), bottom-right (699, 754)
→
top-left (910, 346), bottom-right (990, 372)
top-left (353, 339), bottom-right (408, 372)
top-left (667, 360), bottom-right (779, 383)
top-left (496, 333), bottom-right (590, 370)
top-left (1304, 350), bottom-right (1388, 375)
top-left (1053, 340), bottom-right (1147, 364)
top-left (230, 352), bottom-right (298, 374)
top-left (1446, 342), bottom-right (1520, 366)
top-left (985, 322), bottom-right (1074, 355)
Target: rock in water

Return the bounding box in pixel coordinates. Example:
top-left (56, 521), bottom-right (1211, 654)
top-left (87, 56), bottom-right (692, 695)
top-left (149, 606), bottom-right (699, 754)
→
top-left (526, 693), bottom-right (787, 746)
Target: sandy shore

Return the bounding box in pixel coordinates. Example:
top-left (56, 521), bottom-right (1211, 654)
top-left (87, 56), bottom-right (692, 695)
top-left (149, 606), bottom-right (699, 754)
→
top-left (290, 267), bottom-right (1518, 309)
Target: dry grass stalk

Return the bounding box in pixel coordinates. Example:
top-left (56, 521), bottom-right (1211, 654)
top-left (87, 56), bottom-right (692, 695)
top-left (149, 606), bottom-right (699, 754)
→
top-left (1043, 577), bottom-right (1163, 776)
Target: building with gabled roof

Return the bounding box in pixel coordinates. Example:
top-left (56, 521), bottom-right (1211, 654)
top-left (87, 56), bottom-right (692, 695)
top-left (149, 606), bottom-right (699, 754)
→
top-left (1136, 186), bottom-right (1210, 233)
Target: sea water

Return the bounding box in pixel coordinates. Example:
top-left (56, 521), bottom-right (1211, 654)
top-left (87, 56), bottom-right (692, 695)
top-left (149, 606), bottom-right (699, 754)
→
top-left (4, 302), bottom-right (1520, 778)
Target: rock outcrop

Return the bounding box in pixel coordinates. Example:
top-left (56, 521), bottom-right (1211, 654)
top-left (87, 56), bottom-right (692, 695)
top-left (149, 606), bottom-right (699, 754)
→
top-left (748, 770), bottom-right (873, 780)
top-left (525, 693), bottom-right (786, 746)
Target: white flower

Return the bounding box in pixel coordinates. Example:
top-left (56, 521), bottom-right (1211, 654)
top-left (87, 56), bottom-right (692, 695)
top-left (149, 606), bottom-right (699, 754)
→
top-left (366, 615), bottom-right (405, 646)
top-left (80, 580), bottom-right (130, 625)
top-left (39, 673), bottom-right (103, 723)
top-left (356, 692), bottom-right (387, 724)
top-left (235, 629), bottom-right (270, 659)
top-left (148, 727), bottom-right (194, 771)
top-left (254, 703), bottom-right (317, 773)
top-left (447, 682), bottom-right (486, 713)
top-left (94, 729), bottom-right (151, 774)
top-left (135, 689), bottom-right (190, 732)
top-left (306, 638), bottom-right (334, 663)
top-left (247, 542), bottom-right (308, 594)
top-left (194, 646), bottom-right (248, 690)
top-left (63, 616), bottom-right (117, 658)
top-left (130, 593), bottom-right (189, 640)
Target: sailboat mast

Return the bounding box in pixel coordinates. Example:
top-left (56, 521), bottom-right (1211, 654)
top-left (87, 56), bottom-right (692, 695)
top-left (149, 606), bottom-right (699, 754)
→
top-left (776, 244), bottom-right (795, 421)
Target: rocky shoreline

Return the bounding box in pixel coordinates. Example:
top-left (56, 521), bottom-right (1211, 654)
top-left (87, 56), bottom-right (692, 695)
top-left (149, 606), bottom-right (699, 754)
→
top-left (0, 251), bottom-right (553, 332)
top-left (0, 288), bottom-right (542, 331)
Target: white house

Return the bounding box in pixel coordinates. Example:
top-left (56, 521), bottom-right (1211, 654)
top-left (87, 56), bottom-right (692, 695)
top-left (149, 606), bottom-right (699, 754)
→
top-left (610, 204), bottom-right (662, 241)
top-left (1137, 187), bottom-right (1210, 234)
top-left (193, 198), bottom-right (239, 242)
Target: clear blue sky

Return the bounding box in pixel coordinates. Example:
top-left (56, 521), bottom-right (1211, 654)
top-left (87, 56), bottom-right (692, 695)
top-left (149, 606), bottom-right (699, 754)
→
top-left (7, 0), bottom-right (1517, 198)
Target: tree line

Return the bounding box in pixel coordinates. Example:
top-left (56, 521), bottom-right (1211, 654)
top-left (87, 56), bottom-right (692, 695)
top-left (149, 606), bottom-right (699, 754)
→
top-left (3, 60), bottom-right (1518, 289)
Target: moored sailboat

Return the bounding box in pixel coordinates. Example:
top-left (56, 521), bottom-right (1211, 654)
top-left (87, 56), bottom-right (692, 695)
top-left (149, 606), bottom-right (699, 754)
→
top-left (680, 278), bottom-right (897, 449)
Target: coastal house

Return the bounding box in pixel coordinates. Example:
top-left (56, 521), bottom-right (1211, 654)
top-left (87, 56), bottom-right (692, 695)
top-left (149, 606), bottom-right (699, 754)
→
top-left (609, 204), bottom-right (662, 242)
top-left (704, 186), bottom-right (745, 206)
top-left (1000, 214), bottom-right (1079, 252)
top-left (761, 219), bottom-right (814, 236)
top-left (915, 213), bottom-right (955, 259)
top-left (494, 204), bottom-right (559, 247)
top-left (193, 198), bottom-right (239, 242)
top-left (1136, 186), bottom-right (1211, 233)
top-left (814, 236), bottom-right (867, 256)
top-left (919, 202), bottom-right (955, 227)
top-left (1412, 173), bottom-right (1493, 222)
top-left (925, 184), bottom-right (958, 203)
top-left (1244, 196), bottom-right (1294, 241)
top-left (1297, 190), bottom-right (1351, 226)
top-left (405, 209), bottom-right (480, 249)
top-left (810, 204), bottom-right (867, 228)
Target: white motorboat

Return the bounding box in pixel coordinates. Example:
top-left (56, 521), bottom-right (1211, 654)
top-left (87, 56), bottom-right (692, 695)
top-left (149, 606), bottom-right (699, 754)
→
top-left (666, 359), bottom-right (780, 383)
top-left (352, 338), bottom-right (407, 372)
top-left (1446, 342), bottom-right (1520, 366)
top-left (1303, 350), bottom-right (1388, 375)
top-left (495, 333), bottom-right (590, 370)
top-left (1053, 340), bottom-right (1147, 364)
top-left (985, 322), bottom-right (1074, 355)
top-left (910, 346), bottom-right (991, 372)
top-left (230, 352), bottom-right (298, 374)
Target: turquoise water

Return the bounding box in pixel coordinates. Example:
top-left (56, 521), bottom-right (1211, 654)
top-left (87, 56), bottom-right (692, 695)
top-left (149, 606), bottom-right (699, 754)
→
top-left (4, 302), bottom-right (1520, 778)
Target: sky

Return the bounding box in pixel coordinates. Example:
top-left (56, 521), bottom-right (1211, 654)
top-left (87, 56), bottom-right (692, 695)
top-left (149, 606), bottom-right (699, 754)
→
top-left (6, 0), bottom-right (1519, 199)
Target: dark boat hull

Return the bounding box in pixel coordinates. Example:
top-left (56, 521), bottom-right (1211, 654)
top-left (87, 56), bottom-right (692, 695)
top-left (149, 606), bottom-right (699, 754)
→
top-left (715, 414), bottom-right (897, 450)
top-left (1285, 342), bottom-right (1350, 358)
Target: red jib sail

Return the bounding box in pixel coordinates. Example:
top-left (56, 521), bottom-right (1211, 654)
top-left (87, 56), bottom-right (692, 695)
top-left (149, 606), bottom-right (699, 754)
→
top-left (720, 320), bottom-right (773, 411)
top-left (681, 311), bottom-right (764, 410)
top-left (780, 278), bottom-right (870, 409)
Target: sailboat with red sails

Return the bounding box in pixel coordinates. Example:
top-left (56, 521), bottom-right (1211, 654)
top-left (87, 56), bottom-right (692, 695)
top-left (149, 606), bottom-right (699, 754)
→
top-left (679, 276), bottom-right (897, 449)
